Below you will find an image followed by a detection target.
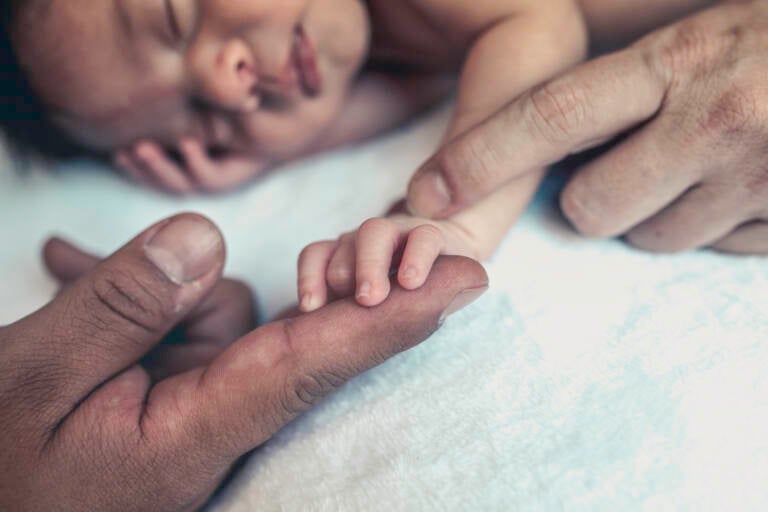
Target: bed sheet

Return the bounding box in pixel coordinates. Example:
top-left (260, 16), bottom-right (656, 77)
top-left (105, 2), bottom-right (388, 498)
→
top-left (0, 108), bottom-right (766, 511)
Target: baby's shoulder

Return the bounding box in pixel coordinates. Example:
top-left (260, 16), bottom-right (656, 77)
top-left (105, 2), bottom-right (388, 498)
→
top-left (367, 0), bottom-right (522, 69)
top-left (369, 0), bottom-right (523, 31)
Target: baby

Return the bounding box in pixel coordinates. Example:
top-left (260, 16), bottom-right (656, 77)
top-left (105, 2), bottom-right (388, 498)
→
top-left (0, 1), bottom-right (701, 311)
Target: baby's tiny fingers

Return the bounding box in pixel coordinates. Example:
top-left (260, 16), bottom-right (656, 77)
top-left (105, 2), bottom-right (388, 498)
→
top-left (133, 141), bottom-right (193, 195)
top-left (398, 224), bottom-right (445, 290)
top-left (298, 241), bottom-right (337, 313)
top-left (326, 233), bottom-right (357, 298)
top-left (179, 138), bottom-right (220, 190)
top-left (180, 138), bottom-right (259, 192)
top-left (115, 151), bottom-right (155, 188)
top-left (355, 218), bottom-right (403, 307)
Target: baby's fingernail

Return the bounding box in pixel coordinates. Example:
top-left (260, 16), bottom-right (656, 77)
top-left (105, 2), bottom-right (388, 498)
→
top-left (408, 166), bottom-right (451, 217)
top-left (439, 286), bottom-right (488, 324)
top-left (401, 265), bottom-right (419, 281)
top-left (301, 293), bottom-right (318, 312)
top-left (357, 281), bottom-right (372, 299)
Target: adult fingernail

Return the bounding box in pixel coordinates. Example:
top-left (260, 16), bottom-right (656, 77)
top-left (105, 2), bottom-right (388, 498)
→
top-left (145, 216), bottom-right (224, 285)
top-left (408, 165), bottom-right (451, 217)
top-left (439, 286), bottom-right (488, 324)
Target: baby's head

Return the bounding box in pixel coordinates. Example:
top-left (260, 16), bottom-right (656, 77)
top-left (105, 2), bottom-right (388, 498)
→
top-left (3, 0), bottom-right (369, 166)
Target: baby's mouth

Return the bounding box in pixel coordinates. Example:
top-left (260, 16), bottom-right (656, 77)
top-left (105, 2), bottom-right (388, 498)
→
top-left (292, 25), bottom-right (322, 97)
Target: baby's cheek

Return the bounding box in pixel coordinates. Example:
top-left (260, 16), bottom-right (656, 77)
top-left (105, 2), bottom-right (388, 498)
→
top-left (241, 97), bottom-right (343, 160)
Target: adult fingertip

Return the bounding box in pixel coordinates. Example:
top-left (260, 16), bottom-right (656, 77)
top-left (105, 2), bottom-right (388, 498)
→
top-left (439, 285), bottom-right (488, 324)
top-left (427, 256), bottom-right (489, 308)
top-left (144, 214), bottom-right (225, 285)
top-left (433, 256), bottom-right (489, 324)
top-left (560, 183), bottom-right (612, 238)
top-left (42, 236), bottom-right (67, 258)
top-left (407, 160), bottom-right (452, 218)
top-left (42, 237), bottom-right (67, 274)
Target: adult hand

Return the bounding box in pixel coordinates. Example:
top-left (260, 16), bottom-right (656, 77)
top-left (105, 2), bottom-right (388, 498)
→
top-left (408, 0), bottom-right (768, 254)
top-left (0, 214), bottom-right (487, 511)
top-left (41, 235), bottom-right (257, 381)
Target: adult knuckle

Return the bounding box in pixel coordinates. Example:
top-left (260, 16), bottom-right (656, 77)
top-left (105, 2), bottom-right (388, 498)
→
top-left (266, 321), bottom-right (349, 420)
top-left (702, 86), bottom-right (763, 139)
top-left (439, 130), bottom-right (505, 193)
top-left (87, 267), bottom-right (171, 336)
top-left (271, 322), bottom-right (327, 417)
top-left (526, 80), bottom-right (589, 145)
top-left (652, 20), bottom-right (728, 76)
top-left (560, 186), bottom-right (611, 237)
top-left (280, 370), bottom-right (345, 417)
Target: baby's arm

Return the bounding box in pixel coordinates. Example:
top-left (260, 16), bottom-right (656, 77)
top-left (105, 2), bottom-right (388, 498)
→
top-left (298, 0), bottom-right (588, 309)
top-left (114, 72), bottom-right (454, 195)
top-left (309, 71), bottom-right (455, 154)
top-left (431, 0), bottom-right (587, 260)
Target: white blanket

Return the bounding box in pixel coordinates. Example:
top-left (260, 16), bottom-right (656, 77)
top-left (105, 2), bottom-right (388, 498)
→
top-left (1, 108), bottom-right (766, 511)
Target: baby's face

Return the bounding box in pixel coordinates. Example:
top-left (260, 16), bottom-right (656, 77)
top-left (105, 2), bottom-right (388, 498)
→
top-left (14, 0), bottom-right (370, 162)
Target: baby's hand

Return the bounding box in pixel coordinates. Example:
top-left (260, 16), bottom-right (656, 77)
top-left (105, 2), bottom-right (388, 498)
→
top-left (298, 215), bottom-right (477, 312)
top-left (114, 138), bottom-right (269, 195)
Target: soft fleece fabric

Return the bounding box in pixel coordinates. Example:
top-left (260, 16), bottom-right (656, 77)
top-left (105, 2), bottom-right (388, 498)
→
top-left (0, 108), bottom-right (765, 512)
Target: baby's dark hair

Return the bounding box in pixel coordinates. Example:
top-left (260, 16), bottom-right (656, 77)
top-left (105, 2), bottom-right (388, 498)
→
top-left (0, 1), bottom-right (82, 159)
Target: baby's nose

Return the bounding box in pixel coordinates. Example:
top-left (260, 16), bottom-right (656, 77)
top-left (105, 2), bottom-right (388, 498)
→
top-left (196, 39), bottom-right (260, 112)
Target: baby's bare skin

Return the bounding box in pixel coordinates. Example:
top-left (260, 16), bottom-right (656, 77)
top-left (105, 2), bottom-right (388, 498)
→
top-left (9, 0), bottom-right (725, 312)
top-left (298, 0), bottom-right (726, 310)
top-left (301, 0), bottom-right (588, 310)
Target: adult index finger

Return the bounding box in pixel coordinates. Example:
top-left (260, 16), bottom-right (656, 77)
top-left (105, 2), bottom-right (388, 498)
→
top-left (407, 48), bottom-right (668, 219)
top-left (148, 256), bottom-right (489, 462)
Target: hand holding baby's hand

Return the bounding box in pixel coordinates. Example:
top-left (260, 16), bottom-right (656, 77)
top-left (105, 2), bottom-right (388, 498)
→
top-left (298, 215), bottom-right (477, 312)
top-left (114, 138), bottom-right (269, 195)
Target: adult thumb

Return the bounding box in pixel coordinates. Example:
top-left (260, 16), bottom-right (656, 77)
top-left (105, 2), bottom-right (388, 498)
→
top-left (5, 213), bottom-right (226, 424)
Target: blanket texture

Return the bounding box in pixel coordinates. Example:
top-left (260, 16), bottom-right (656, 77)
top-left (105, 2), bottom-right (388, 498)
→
top-left (0, 108), bottom-right (765, 511)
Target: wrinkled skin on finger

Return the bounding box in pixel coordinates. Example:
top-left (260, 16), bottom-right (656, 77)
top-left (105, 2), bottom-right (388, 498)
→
top-left (42, 236), bottom-right (259, 380)
top-left (0, 213), bottom-right (487, 511)
top-left (407, 0), bottom-right (768, 255)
